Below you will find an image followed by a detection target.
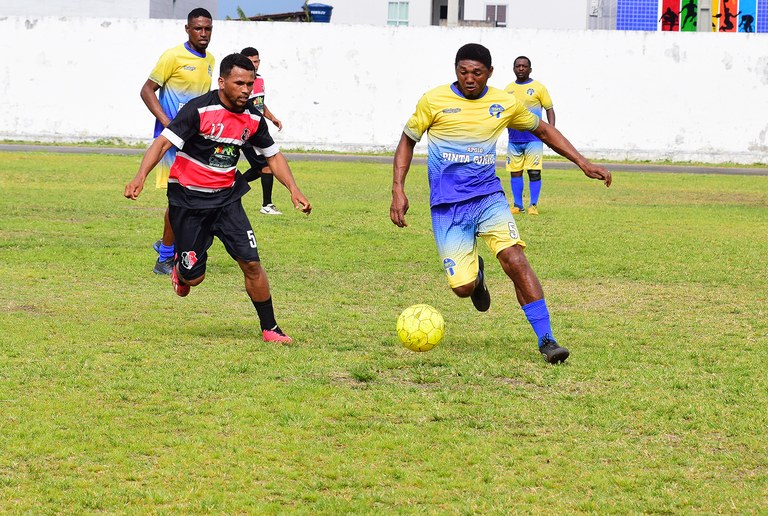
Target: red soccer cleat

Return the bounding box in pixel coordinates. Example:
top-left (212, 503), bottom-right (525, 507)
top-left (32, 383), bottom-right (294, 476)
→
top-left (171, 265), bottom-right (190, 297)
top-left (262, 326), bottom-right (293, 344)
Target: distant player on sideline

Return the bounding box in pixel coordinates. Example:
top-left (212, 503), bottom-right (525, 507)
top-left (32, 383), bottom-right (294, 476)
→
top-left (140, 8), bottom-right (215, 275)
top-left (390, 44), bottom-right (611, 364)
top-left (125, 53), bottom-right (312, 344)
top-left (504, 56), bottom-right (555, 216)
top-left (239, 47), bottom-right (284, 215)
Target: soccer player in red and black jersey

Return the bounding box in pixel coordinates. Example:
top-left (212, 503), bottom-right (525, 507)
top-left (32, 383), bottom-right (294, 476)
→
top-left (125, 53), bottom-right (311, 344)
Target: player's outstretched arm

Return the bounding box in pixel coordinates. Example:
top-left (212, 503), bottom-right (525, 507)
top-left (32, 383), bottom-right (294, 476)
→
top-left (391, 132), bottom-right (416, 228)
top-left (124, 136), bottom-right (174, 200)
top-left (264, 152), bottom-right (311, 214)
top-left (532, 121), bottom-right (612, 187)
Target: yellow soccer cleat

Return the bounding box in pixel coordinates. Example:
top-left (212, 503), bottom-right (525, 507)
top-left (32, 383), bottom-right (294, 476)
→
top-left (527, 204), bottom-right (539, 216)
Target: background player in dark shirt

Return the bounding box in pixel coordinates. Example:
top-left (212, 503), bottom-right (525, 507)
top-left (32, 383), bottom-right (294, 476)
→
top-left (125, 54), bottom-right (311, 344)
top-left (240, 47), bottom-right (284, 216)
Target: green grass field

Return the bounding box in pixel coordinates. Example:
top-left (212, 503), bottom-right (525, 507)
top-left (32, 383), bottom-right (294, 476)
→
top-left (1, 152), bottom-right (766, 513)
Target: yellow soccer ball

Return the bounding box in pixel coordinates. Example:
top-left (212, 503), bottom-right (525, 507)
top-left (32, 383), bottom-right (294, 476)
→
top-left (396, 304), bottom-right (445, 352)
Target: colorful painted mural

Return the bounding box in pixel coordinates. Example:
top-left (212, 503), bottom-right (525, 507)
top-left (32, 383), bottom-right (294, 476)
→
top-left (660, 0), bottom-right (681, 29)
top-left (680, 0), bottom-right (699, 30)
top-left (617, 0), bottom-right (659, 30)
top-left (738, 0), bottom-right (757, 31)
top-left (717, 0), bottom-right (740, 31)
top-left (617, 0), bottom-right (767, 32)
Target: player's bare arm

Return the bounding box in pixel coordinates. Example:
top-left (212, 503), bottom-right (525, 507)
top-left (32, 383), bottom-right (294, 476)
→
top-left (390, 132), bottom-right (416, 228)
top-left (264, 152), bottom-right (311, 213)
top-left (263, 106), bottom-right (283, 131)
top-left (532, 121), bottom-right (612, 187)
top-left (124, 136), bottom-right (174, 200)
top-left (140, 79), bottom-right (171, 128)
top-left (546, 107), bottom-right (556, 128)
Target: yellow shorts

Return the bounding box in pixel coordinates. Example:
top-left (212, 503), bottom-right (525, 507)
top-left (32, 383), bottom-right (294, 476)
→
top-left (431, 191), bottom-right (526, 289)
top-left (506, 140), bottom-right (543, 172)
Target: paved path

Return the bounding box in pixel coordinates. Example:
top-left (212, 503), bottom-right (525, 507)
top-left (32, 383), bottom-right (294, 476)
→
top-left (1, 144), bottom-right (766, 176)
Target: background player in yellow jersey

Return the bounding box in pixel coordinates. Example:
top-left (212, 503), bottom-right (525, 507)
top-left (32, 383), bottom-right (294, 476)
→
top-left (391, 44), bottom-right (611, 364)
top-left (140, 8), bottom-right (215, 274)
top-left (504, 56), bottom-right (556, 215)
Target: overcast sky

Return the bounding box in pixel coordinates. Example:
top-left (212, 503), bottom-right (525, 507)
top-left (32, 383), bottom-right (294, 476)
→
top-left (218, 0), bottom-right (307, 19)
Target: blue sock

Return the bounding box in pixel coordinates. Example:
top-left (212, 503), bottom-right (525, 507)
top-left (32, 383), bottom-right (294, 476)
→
top-left (159, 243), bottom-right (175, 261)
top-left (529, 177), bottom-right (542, 206)
top-left (511, 175), bottom-right (524, 209)
top-left (522, 299), bottom-right (555, 347)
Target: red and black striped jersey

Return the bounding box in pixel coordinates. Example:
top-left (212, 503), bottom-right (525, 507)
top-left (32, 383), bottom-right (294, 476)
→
top-left (161, 90), bottom-right (279, 208)
top-left (250, 74), bottom-right (265, 112)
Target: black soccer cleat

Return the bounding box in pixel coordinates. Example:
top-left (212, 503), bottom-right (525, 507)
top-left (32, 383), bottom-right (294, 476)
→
top-left (153, 256), bottom-right (174, 275)
top-left (539, 336), bottom-right (569, 364)
top-left (470, 256), bottom-right (491, 312)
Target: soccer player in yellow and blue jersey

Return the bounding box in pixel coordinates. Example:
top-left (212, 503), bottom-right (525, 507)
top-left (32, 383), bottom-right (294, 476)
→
top-left (504, 56), bottom-right (556, 215)
top-left (140, 8), bottom-right (215, 275)
top-left (391, 44), bottom-right (611, 364)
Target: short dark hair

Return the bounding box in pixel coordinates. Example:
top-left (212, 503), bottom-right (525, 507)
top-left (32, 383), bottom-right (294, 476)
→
top-left (188, 8), bottom-right (213, 23)
top-left (241, 47), bottom-right (259, 57)
top-left (220, 53), bottom-right (255, 77)
top-left (455, 43), bottom-right (492, 69)
top-left (514, 56), bottom-right (532, 67)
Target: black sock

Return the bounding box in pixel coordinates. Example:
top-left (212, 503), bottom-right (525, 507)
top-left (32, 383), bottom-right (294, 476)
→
top-left (252, 297), bottom-right (277, 331)
top-left (242, 168), bottom-right (261, 182)
top-left (261, 173), bottom-right (274, 206)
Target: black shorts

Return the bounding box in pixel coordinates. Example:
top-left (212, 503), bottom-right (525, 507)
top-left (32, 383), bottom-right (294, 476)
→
top-left (168, 200), bottom-right (260, 281)
top-left (241, 144), bottom-right (268, 182)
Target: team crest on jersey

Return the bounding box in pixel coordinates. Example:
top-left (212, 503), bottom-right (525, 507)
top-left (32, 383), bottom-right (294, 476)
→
top-left (489, 104), bottom-right (505, 118)
top-left (181, 251), bottom-right (198, 270)
top-left (241, 127), bottom-right (251, 142)
top-left (208, 65), bottom-right (213, 76)
top-left (209, 144), bottom-right (238, 168)
top-left (443, 258), bottom-right (457, 276)
top-left (527, 88), bottom-right (535, 96)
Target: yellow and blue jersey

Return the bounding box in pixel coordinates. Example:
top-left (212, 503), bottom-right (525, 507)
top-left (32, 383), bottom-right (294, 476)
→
top-left (504, 79), bottom-right (552, 143)
top-left (404, 83), bottom-right (539, 207)
top-left (148, 42), bottom-right (214, 187)
top-left (149, 42), bottom-right (215, 137)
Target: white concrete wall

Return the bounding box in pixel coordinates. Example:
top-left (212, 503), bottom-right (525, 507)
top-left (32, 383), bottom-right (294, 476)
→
top-left (1, 16), bottom-right (767, 164)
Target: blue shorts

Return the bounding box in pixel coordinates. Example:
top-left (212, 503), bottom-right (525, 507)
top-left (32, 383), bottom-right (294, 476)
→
top-left (431, 191), bottom-right (526, 288)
